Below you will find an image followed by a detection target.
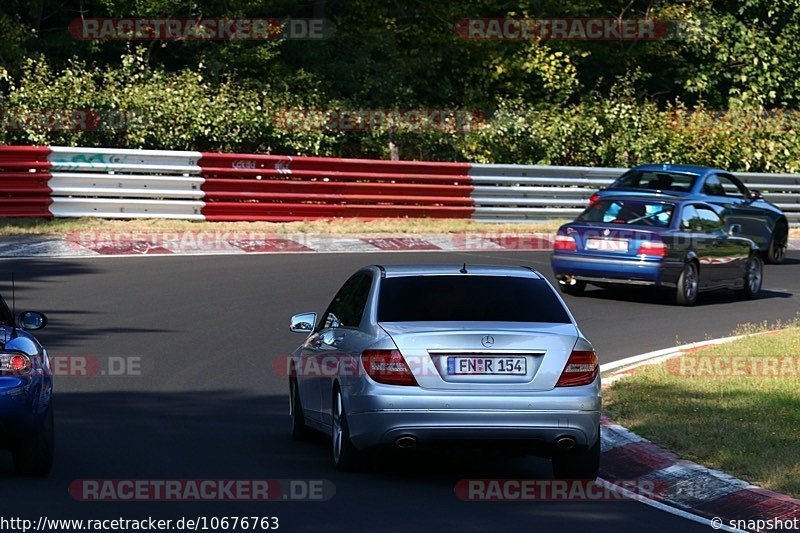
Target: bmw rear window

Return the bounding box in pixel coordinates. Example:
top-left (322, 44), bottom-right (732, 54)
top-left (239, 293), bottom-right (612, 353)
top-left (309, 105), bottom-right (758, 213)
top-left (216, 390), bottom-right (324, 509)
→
top-left (614, 170), bottom-right (698, 192)
top-left (377, 276), bottom-right (571, 323)
top-left (578, 199), bottom-right (675, 228)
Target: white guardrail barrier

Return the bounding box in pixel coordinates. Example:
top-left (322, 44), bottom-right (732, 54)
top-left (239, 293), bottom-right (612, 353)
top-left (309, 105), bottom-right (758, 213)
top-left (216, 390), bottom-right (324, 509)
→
top-left (469, 164), bottom-right (800, 225)
top-left (46, 146), bottom-right (205, 220)
top-left (0, 146), bottom-right (798, 225)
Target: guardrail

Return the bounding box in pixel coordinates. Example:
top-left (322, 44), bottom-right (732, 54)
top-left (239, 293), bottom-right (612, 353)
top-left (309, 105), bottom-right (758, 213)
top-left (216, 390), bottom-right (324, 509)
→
top-left (469, 164), bottom-right (622, 222)
top-left (199, 152), bottom-right (473, 221)
top-left (1, 145), bottom-right (798, 225)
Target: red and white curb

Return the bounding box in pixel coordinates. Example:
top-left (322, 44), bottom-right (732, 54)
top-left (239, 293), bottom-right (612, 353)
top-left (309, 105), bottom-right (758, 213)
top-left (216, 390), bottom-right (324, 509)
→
top-left (0, 234), bottom-right (798, 259)
top-left (599, 337), bottom-right (800, 531)
top-left (0, 232), bottom-right (555, 258)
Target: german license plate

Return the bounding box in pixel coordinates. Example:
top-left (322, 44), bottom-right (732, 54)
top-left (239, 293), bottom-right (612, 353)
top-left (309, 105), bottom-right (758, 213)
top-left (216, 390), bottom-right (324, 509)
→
top-left (447, 356), bottom-right (526, 375)
top-left (586, 238), bottom-right (629, 252)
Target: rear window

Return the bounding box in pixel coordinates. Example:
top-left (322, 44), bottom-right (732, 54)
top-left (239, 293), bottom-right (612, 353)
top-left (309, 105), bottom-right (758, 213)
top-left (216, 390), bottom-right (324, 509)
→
top-left (578, 199), bottom-right (675, 228)
top-left (614, 170), bottom-right (698, 192)
top-left (377, 275), bottom-right (571, 323)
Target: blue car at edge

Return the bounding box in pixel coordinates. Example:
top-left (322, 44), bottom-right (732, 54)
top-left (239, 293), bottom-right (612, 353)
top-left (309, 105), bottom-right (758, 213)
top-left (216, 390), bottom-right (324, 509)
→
top-left (590, 164), bottom-right (788, 264)
top-left (551, 194), bottom-right (764, 306)
top-left (0, 295), bottom-right (53, 476)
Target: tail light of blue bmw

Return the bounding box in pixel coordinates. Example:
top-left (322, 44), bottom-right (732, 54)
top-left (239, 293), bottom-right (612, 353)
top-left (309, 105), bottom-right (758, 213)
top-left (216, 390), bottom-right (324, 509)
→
top-left (0, 305), bottom-right (54, 477)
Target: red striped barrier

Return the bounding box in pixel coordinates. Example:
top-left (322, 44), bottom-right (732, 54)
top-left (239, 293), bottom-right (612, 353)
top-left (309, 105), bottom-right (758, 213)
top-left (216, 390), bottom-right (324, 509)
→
top-left (202, 179), bottom-right (473, 197)
top-left (202, 203), bottom-right (474, 222)
top-left (202, 168), bottom-right (470, 184)
top-left (199, 151), bottom-right (474, 221)
top-left (0, 146), bottom-right (54, 217)
top-left (0, 146), bottom-right (51, 160)
top-left (0, 173), bottom-right (53, 195)
top-left (199, 152), bottom-right (471, 175)
top-left (4, 145), bottom-right (794, 224)
top-left (204, 192), bottom-right (473, 205)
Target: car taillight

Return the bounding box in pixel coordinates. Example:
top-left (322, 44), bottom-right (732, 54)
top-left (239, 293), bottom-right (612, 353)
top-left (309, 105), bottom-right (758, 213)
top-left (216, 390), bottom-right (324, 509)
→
top-left (556, 350), bottom-right (598, 387)
top-left (588, 192), bottom-right (600, 206)
top-left (0, 352), bottom-right (32, 374)
top-left (554, 235), bottom-right (578, 252)
top-left (637, 241), bottom-right (667, 258)
top-left (361, 350), bottom-right (418, 386)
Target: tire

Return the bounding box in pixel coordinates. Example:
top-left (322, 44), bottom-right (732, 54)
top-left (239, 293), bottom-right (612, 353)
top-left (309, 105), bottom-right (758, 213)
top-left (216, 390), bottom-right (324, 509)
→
top-left (674, 262), bottom-right (699, 306)
top-left (13, 405), bottom-right (54, 477)
top-left (559, 280), bottom-right (586, 296)
top-left (289, 378), bottom-right (312, 441)
top-left (737, 255), bottom-right (763, 299)
top-left (766, 222), bottom-right (788, 264)
top-left (552, 438), bottom-right (600, 480)
top-left (332, 388), bottom-right (364, 472)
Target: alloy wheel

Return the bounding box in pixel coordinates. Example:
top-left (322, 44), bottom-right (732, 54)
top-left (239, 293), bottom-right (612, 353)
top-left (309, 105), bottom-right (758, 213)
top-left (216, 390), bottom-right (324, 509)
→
top-left (684, 264), bottom-right (698, 301)
top-left (332, 391), bottom-right (343, 463)
top-left (747, 258), bottom-right (763, 293)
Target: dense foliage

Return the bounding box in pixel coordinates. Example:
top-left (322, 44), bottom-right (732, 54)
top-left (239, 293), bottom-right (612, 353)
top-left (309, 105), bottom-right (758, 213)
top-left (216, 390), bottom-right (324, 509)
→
top-left (2, 0), bottom-right (800, 170)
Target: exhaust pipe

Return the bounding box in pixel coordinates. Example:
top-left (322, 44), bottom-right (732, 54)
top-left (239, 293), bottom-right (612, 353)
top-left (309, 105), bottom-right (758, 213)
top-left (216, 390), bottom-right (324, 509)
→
top-left (395, 436), bottom-right (417, 449)
top-left (554, 436), bottom-right (576, 451)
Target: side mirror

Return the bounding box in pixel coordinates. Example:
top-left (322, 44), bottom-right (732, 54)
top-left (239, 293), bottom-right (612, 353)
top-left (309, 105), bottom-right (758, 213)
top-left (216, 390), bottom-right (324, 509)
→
top-left (290, 312), bottom-right (316, 334)
top-left (749, 190), bottom-right (763, 200)
top-left (18, 311), bottom-right (47, 331)
top-left (728, 224), bottom-right (742, 236)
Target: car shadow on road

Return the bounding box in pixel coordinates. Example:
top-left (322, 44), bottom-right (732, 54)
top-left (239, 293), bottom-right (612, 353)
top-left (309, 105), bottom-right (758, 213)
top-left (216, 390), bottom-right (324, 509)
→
top-left (572, 286), bottom-right (792, 307)
top-left (0, 259), bottom-right (100, 287)
top-left (0, 391), bottom-right (552, 488)
top-left (0, 391), bottom-right (684, 532)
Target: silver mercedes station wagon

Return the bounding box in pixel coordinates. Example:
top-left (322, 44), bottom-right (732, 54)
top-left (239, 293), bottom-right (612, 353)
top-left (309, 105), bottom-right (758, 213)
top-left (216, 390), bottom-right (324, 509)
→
top-left (288, 264), bottom-right (601, 478)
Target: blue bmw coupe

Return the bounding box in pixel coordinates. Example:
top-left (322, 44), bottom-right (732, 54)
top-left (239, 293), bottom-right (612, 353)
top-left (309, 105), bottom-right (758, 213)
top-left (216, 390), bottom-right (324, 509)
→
top-left (0, 294), bottom-right (52, 476)
top-left (591, 164), bottom-right (788, 264)
top-left (551, 194), bottom-right (763, 306)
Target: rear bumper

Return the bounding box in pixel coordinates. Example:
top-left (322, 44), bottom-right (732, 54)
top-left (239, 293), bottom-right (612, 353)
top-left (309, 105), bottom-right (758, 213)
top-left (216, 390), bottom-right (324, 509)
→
top-left (345, 383), bottom-right (601, 451)
top-left (551, 254), bottom-right (683, 287)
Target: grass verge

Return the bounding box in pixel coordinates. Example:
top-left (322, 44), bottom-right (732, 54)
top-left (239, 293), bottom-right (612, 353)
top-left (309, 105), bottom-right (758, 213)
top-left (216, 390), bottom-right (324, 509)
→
top-left (0, 217), bottom-right (568, 237)
top-left (0, 218), bottom-right (796, 238)
top-left (604, 323), bottom-right (800, 497)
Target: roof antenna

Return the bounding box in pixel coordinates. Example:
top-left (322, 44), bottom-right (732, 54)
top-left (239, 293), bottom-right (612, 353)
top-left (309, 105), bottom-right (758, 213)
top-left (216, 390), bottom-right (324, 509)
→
top-left (459, 263), bottom-right (468, 274)
top-left (10, 273), bottom-right (17, 339)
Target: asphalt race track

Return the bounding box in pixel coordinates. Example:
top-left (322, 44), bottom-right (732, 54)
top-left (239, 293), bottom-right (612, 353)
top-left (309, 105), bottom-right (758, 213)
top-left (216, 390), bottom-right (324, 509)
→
top-left (1, 250), bottom-right (798, 532)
